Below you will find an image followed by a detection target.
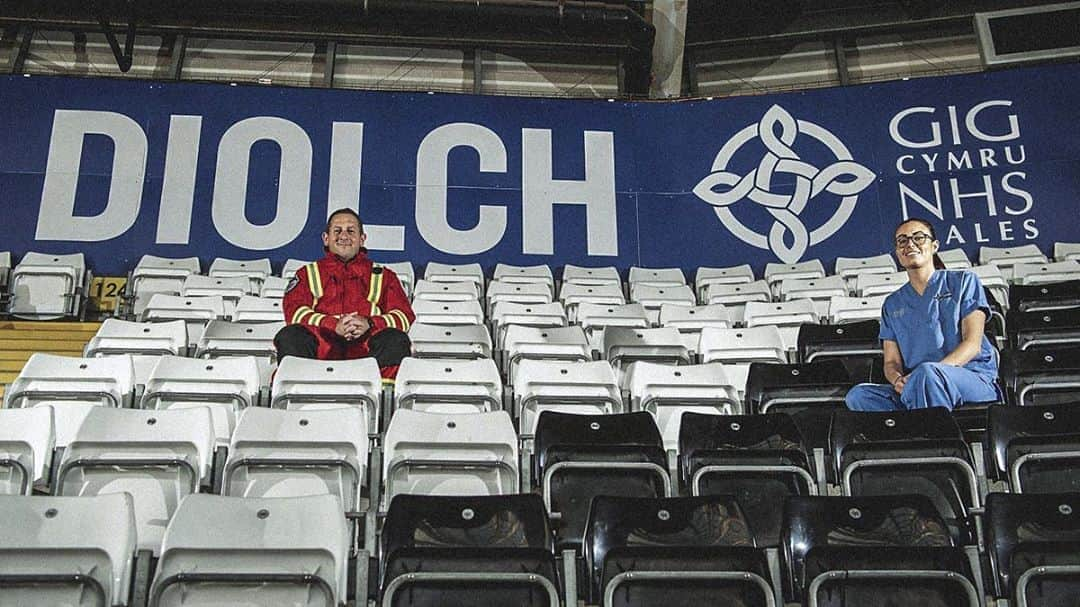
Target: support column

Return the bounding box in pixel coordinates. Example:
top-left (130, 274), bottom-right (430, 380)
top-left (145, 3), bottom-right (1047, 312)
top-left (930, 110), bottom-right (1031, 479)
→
top-left (649, 0), bottom-right (688, 98)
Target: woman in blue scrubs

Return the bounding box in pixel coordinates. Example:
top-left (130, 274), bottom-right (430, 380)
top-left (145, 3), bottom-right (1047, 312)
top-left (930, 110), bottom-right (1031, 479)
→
top-left (845, 218), bottom-right (1000, 411)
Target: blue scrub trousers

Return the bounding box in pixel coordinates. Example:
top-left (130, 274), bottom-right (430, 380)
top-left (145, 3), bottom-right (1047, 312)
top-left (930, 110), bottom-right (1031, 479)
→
top-left (845, 362), bottom-right (999, 411)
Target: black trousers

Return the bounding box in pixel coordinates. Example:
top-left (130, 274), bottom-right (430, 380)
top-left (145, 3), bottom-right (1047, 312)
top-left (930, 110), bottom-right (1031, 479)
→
top-left (274, 324), bottom-right (411, 368)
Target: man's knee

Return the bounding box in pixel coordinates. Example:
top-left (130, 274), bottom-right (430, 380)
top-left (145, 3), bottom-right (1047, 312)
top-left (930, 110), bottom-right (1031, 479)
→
top-left (275, 324), bottom-right (318, 359)
top-left (368, 329), bottom-right (411, 367)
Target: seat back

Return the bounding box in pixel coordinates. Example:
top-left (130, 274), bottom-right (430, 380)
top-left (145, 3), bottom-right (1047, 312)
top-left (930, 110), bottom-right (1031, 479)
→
top-left (142, 355), bottom-right (262, 444)
top-left (534, 411), bottom-right (669, 550)
top-left (796, 319), bottom-right (881, 364)
top-left (8, 251), bottom-right (86, 319)
top-left (1007, 307), bottom-right (1080, 351)
top-left (782, 495), bottom-right (970, 606)
top-left (4, 353), bottom-right (135, 447)
top-left (513, 359), bottom-right (622, 437)
top-left (830, 408), bottom-right (977, 543)
top-left (602, 326), bottom-right (690, 371)
top-left (1008, 280), bottom-right (1080, 313)
top-left (153, 493), bottom-right (348, 607)
top-left (826, 295), bottom-right (886, 324)
top-left (986, 403), bottom-right (1080, 492)
top-left (628, 266), bottom-right (686, 288)
top-left (411, 298), bottom-right (485, 325)
top-left (985, 491), bottom-right (1080, 601)
top-left (394, 357), bottom-right (502, 413)
top-left (937, 248), bottom-right (972, 269)
top-left (834, 254), bottom-right (896, 284)
top-left (1000, 347), bottom-right (1080, 406)
top-left (407, 322), bottom-right (492, 359)
top-left (57, 406), bottom-right (215, 553)
top-left (413, 278), bottom-right (481, 302)
top-left (232, 295), bottom-right (284, 322)
top-left (745, 360), bottom-right (853, 415)
top-left (584, 494), bottom-right (768, 606)
top-left (270, 355), bottom-right (382, 434)
top-left (423, 262), bottom-right (484, 296)
top-left (1012, 261), bottom-right (1080, 286)
top-left (695, 264), bottom-right (755, 303)
top-left (382, 410), bottom-right (518, 510)
top-left (225, 407), bottom-right (368, 512)
top-left (493, 263), bottom-right (555, 295)
top-left (679, 411), bottom-right (814, 547)
top-left (626, 361), bottom-right (740, 449)
top-left (380, 493), bottom-right (558, 607)
top-left (84, 318), bottom-right (188, 357)
top-left (0, 493), bottom-right (136, 607)
top-left (562, 264), bottom-right (621, 287)
top-left (855, 271), bottom-right (907, 297)
top-left (0, 407), bottom-right (55, 494)
top-left (208, 257), bottom-right (271, 293)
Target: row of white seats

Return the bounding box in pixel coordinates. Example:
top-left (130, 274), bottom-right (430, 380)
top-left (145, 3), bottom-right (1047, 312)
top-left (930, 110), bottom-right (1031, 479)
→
top-left (7, 243), bottom-right (1079, 320)
top-left (0, 492), bottom-right (350, 607)
top-left (6, 349), bottom-right (755, 451)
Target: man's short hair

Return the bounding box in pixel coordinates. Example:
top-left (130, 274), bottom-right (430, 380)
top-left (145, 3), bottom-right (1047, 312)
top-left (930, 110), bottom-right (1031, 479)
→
top-left (325, 208), bottom-right (364, 234)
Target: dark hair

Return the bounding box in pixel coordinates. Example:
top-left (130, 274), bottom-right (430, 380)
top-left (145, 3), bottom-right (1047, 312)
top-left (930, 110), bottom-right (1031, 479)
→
top-left (325, 208), bottom-right (364, 234)
top-left (895, 217), bottom-right (946, 270)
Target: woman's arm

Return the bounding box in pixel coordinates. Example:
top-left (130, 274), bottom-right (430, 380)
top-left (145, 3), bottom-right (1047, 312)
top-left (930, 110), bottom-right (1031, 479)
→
top-left (939, 309), bottom-right (987, 367)
top-left (883, 339), bottom-right (907, 394)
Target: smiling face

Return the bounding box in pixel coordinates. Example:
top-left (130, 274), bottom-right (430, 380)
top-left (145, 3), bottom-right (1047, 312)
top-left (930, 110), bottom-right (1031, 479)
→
top-left (894, 219), bottom-right (939, 270)
top-left (322, 212), bottom-right (366, 261)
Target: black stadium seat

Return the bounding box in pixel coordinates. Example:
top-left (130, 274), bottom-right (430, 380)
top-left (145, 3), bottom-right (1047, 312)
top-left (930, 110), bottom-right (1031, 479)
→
top-left (678, 411), bottom-right (816, 547)
top-left (583, 494), bottom-right (773, 607)
top-left (986, 403), bottom-right (1080, 493)
top-left (985, 491), bottom-right (1080, 606)
top-left (534, 411), bottom-right (670, 552)
top-left (380, 494), bottom-right (560, 607)
top-left (782, 494), bottom-right (979, 607)
top-left (745, 359), bottom-right (854, 415)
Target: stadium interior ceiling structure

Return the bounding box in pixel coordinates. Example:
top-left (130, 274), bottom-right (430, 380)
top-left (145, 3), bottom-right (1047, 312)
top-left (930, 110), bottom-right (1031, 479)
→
top-left (0, 0), bottom-right (1075, 98)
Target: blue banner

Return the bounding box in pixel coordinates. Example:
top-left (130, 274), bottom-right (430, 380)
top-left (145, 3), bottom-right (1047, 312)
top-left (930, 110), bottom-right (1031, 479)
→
top-left (2, 63), bottom-right (1077, 276)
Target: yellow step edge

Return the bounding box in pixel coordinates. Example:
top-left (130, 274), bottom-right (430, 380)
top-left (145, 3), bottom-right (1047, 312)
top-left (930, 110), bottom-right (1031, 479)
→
top-left (1, 341), bottom-right (87, 352)
top-left (0, 352), bottom-right (34, 361)
top-left (0, 330), bottom-right (96, 339)
top-left (0, 321), bottom-right (102, 331)
top-left (0, 361), bottom-right (27, 373)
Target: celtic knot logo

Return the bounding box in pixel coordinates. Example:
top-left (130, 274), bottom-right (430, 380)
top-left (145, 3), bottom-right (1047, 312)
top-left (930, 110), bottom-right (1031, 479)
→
top-left (693, 105), bottom-right (876, 263)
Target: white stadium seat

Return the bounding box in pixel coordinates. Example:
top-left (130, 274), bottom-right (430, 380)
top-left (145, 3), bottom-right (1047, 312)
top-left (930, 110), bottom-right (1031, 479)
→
top-left (625, 361), bottom-right (741, 450)
top-left (764, 260), bottom-right (825, 296)
top-left (209, 257), bottom-right (272, 294)
top-left (194, 319), bottom-right (282, 361)
top-left (562, 263), bottom-right (621, 286)
top-left (382, 410), bottom-right (518, 511)
top-left (55, 406), bottom-right (215, 553)
top-left (502, 324), bottom-right (590, 384)
top-left (84, 318), bottom-right (188, 357)
top-left (513, 359), bottom-right (623, 438)
top-left (224, 407), bottom-right (368, 514)
top-left (128, 255), bottom-right (200, 316)
top-left (7, 251), bottom-right (88, 320)
top-left (412, 298), bottom-right (485, 325)
top-left (658, 303), bottom-right (732, 353)
top-left (4, 353), bottom-right (135, 448)
top-left (0, 407), bottom-right (55, 494)
top-left (394, 357), bottom-right (503, 414)
top-left (408, 322), bottom-right (492, 359)
top-left (181, 275), bottom-right (248, 317)
top-left (979, 244), bottom-right (1048, 281)
top-left (855, 271), bottom-right (908, 297)
top-left (142, 355), bottom-right (262, 445)
top-left (141, 294), bottom-right (226, 349)
top-left (937, 248), bottom-right (972, 269)
top-left (1011, 260), bottom-right (1080, 285)
top-left (1053, 242), bottom-right (1080, 262)
top-left (628, 266), bottom-right (687, 288)
top-left (413, 278), bottom-right (481, 302)
top-left (232, 295), bottom-right (284, 322)
top-left (381, 261), bottom-right (416, 297)
top-left (424, 262), bottom-right (485, 297)
top-left (0, 493), bottom-right (137, 607)
top-left (493, 263), bottom-right (555, 297)
top-left (270, 356), bottom-right (382, 435)
top-left (695, 264), bottom-right (755, 303)
top-left (151, 493), bottom-right (349, 607)
top-left (490, 301), bottom-right (567, 349)
top-left (703, 279), bottom-right (771, 325)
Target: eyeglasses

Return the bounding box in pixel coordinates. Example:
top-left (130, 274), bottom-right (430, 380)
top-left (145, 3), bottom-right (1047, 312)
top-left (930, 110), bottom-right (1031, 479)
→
top-left (895, 232), bottom-right (933, 248)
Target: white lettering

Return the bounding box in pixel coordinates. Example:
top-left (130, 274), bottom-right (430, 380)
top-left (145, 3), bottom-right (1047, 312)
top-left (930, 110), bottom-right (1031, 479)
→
top-left (327, 122), bottom-right (406, 251)
top-left (949, 175), bottom-right (997, 218)
top-left (157, 115), bottom-right (202, 244)
top-left (1023, 217), bottom-right (1039, 239)
top-left (212, 117), bottom-right (312, 250)
top-left (1001, 171), bottom-right (1034, 215)
top-left (947, 151), bottom-right (972, 171)
top-left (522, 129), bottom-right (618, 256)
top-left (889, 106), bottom-right (941, 149)
top-left (899, 181), bottom-right (944, 220)
top-left (896, 155), bottom-right (917, 175)
top-left (37, 110), bottom-right (147, 241)
top-left (946, 224), bottom-right (966, 245)
top-left (966, 100), bottom-right (1020, 142)
top-left (415, 122), bottom-right (508, 255)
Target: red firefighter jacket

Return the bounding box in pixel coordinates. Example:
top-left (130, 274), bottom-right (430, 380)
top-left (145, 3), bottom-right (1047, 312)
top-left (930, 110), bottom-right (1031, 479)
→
top-left (282, 250), bottom-right (414, 358)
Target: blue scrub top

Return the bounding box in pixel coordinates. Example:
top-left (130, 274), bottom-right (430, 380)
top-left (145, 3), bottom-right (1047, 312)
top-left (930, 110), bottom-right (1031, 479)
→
top-left (879, 269), bottom-right (998, 378)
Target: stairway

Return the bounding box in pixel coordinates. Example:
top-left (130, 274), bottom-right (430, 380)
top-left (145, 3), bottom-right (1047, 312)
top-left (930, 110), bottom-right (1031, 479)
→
top-left (0, 320), bottom-right (101, 400)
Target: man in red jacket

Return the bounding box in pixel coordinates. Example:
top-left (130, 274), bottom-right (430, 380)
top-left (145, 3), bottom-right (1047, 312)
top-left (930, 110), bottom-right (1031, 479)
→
top-left (276, 208), bottom-right (414, 379)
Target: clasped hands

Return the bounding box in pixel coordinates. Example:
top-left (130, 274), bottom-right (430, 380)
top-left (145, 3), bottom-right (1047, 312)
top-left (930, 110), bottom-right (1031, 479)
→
top-left (334, 313), bottom-right (371, 341)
